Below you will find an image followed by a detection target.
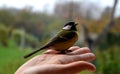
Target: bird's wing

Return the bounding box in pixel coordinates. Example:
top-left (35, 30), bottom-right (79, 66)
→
top-left (43, 30), bottom-right (76, 47)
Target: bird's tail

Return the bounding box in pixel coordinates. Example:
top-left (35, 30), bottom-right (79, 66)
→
top-left (24, 46), bottom-right (46, 59)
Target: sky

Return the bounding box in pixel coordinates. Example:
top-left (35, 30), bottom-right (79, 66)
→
top-left (0, 0), bottom-right (57, 13)
top-left (0, 0), bottom-right (120, 16)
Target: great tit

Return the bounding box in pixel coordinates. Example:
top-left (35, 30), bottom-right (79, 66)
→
top-left (24, 21), bottom-right (78, 58)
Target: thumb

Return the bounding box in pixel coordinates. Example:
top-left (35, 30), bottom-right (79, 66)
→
top-left (62, 61), bottom-right (96, 74)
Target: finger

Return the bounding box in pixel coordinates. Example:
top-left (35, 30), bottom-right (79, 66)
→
top-left (68, 46), bottom-right (80, 51)
top-left (67, 47), bottom-right (91, 55)
top-left (62, 61), bottom-right (96, 74)
top-left (59, 53), bottom-right (95, 64)
top-left (44, 49), bottom-right (60, 54)
top-left (69, 53), bottom-right (95, 62)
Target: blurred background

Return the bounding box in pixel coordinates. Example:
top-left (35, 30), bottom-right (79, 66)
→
top-left (0, 0), bottom-right (120, 74)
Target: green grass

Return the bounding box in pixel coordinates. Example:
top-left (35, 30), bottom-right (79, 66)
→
top-left (0, 39), bottom-right (45, 74)
top-left (0, 47), bottom-right (25, 74)
top-left (0, 40), bottom-right (93, 74)
top-left (1, 39), bottom-right (119, 74)
top-left (0, 40), bottom-right (32, 74)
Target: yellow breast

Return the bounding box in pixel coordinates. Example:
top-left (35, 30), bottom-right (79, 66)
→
top-left (51, 33), bottom-right (78, 51)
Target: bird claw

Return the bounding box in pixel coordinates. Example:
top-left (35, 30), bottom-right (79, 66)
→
top-left (60, 50), bottom-right (72, 54)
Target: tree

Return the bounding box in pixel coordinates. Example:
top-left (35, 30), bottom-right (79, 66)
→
top-left (0, 8), bottom-right (15, 26)
top-left (54, 1), bottom-right (82, 21)
top-left (82, 0), bottom-right (118, 49)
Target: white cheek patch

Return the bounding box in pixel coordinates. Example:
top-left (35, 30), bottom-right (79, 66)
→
top-left (62, 25), bottom-right (71, 30)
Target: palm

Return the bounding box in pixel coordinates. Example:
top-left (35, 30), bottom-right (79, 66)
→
top-left (15, 46), bottom-right (96, 74)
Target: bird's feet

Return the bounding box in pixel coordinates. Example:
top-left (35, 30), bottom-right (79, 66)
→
top-left (60, 50), bottom-right (72, 54)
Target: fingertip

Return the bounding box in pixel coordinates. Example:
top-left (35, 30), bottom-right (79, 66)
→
top-left (77, 53), bottom-right (96, 62)
top-left (67, 47), bottom-right (91, 55)
top-left (68, 46), bottom-right (80, 51)
top-left (64, 61), bottom-right (96, 73)
top-left (81, 47), bottom-right (91, 52)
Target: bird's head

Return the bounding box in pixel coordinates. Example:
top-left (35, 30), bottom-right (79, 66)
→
top-left (62, 21), bottom-right (78, 31)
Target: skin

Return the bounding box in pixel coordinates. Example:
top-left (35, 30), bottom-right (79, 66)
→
top-left (15, 46), bottom-right (96, 74)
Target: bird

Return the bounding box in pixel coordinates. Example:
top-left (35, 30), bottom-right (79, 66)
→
top-left (24, 21), bottom-right (78, 58)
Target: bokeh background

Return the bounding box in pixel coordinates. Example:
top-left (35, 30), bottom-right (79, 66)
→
top-left (0, 0), bottom-right (120, 74)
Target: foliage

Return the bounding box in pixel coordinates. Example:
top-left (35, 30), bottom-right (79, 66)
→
top-left (0, 39), bottom-right (43, 74)
top-left (98, 32), bottom-right (120, 50)
top-left (111, 17), bottom-right (120, 33)
top-left (0, 24), bottom-right (8, 46)
top-left (0, 8), bottom-right (15, 26)
top-left (25, 33), bottom-right (40, 48)
top-left (11, 29), bottom-right (21, 45)
top-left (1, 39), bottom-right (120, 74)
top-left (94, 46), bottom-right (120, 74)
top-left (12, 29), bottom-right (39, 48)
top-left (0, 3), bottom-right (120, 74)
top-left (0, 40), bottom-right (28, 74)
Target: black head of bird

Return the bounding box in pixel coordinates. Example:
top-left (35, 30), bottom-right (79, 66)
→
top-left (62, 21), bottom-right (78, 31)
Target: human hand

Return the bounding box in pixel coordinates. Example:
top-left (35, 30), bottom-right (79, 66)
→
top-left (15, 46), bottom-right (96, 74)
